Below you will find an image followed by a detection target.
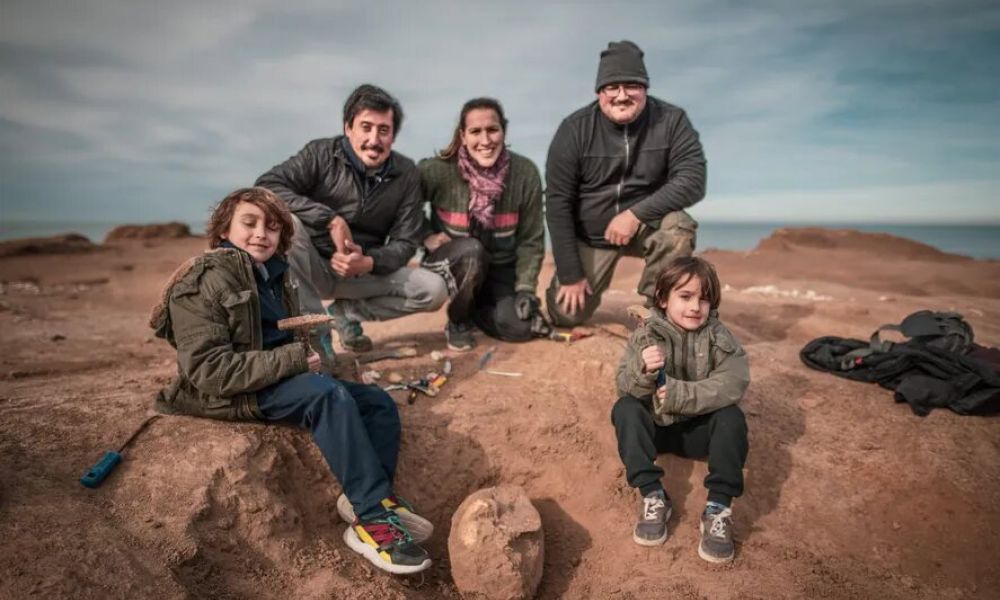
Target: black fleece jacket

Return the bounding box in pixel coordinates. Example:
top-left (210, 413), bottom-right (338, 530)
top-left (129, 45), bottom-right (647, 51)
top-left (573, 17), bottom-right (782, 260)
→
top-left (545, 97), bottom-right (707, 284)
top-left (255, 136), bottom-right (424, 275)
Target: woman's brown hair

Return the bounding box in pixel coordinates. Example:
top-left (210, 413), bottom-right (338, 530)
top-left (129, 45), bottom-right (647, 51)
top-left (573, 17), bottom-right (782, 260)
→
top-left (438, 97), bottom-right (509, 160)
top-left (205, 187), bottom-right (294, 257)
top-left (652, 256), bottom-right (722, 310)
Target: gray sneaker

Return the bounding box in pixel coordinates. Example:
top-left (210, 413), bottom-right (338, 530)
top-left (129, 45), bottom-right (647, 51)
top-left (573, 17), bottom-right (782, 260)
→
top-left (327, 302), bottom-right (373, 353)
top-left (633, 489), bottom-right (671, 546)
top-left (699, 505), bottom-right (735, 563)
top-left (445, 320), bottom-right (476, 352)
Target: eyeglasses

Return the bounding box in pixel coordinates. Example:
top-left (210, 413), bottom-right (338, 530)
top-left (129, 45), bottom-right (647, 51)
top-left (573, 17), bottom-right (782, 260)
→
top-left (600, 83), bottom-right (646, 97)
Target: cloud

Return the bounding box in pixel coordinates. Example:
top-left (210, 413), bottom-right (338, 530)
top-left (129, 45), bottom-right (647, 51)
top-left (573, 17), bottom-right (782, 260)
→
top-left (1, 0), bottom-right (998, 225)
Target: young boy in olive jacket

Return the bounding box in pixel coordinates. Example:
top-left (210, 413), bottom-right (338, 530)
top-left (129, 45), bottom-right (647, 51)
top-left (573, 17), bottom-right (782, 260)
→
top-left (613, 256), bottom-right (750, 563)
top-left (150, 187), bottom-right (433, 575)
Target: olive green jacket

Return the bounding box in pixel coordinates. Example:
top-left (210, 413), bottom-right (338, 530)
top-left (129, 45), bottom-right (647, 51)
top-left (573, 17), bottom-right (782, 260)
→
top-left (616, 307), bottom-right (750, 427)
top-left (418, 151), bottom-right (545, 293)
top-left (149, 248), bottom-right (308, 421)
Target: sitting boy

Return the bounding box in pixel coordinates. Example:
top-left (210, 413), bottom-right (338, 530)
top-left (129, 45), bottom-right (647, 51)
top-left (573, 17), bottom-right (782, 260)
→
top-left (149, 187), bottom-right (432, 575)
top-left (612, 256), bottom-right (750, 563)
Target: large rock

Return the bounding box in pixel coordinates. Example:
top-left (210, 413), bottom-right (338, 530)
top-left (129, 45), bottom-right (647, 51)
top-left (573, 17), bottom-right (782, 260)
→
top-left (448, 485), bottom-right (544, 600)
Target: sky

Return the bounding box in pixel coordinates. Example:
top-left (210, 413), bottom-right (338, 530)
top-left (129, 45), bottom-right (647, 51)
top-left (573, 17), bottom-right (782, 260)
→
top-left (1, 0), bottom-right (998, 228)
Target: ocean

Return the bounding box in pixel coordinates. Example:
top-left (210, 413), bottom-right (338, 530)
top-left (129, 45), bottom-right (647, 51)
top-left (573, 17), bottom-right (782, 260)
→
top-left (1, 219), bottom-right (998, 260)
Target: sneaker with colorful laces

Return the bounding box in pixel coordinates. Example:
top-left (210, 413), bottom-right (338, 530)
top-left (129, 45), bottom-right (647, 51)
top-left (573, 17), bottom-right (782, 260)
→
top-left (342, 512), bottom-right (431, 575)
top-left (337, 493), bottom-right (434, 543)
top-left (327, 302), bottom-right (373, 353)
top-left (633, 489), bottom-right (672, 546)
top-left (698, 504), bottom-right (735, 563)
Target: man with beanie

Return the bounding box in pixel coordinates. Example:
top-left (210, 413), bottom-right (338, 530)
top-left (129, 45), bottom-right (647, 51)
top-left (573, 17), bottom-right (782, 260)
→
top-left (545, 41), bottom-right (707, 326)
top-left (256, 84), bottom-right (448, 364)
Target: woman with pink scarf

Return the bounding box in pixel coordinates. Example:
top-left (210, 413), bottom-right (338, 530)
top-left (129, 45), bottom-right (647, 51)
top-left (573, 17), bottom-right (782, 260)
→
top-left (419, 98), bottom-right (548, 351)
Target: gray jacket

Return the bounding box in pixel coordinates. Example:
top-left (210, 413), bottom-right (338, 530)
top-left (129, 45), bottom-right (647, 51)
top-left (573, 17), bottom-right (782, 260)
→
top-left (545, 97), bottom-right (707, 284)
top-left (616, 307), bottom-right (749, 427)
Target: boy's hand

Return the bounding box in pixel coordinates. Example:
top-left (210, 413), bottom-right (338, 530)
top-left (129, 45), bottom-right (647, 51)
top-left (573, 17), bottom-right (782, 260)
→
top-left (641, 345), bottom-right (665, 373)
top-left (306, 351), bottom-right (322, 374)
top-left (655, 385), bottom-right (668, 403)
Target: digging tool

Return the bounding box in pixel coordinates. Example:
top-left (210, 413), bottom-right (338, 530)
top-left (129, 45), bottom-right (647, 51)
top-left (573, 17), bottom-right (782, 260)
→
top-left (80, 414), bottom-right (160, 488)
top-left (358, 346), bottom-right (418, 364)
top-left (477, 345), bottom-right (498, 371)
top-left (278, 314), bottom-right (335, 355)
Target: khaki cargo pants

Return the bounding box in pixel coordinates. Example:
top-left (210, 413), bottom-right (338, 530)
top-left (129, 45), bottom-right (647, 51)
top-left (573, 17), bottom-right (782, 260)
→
top-left (545, 210), bottom-right (697, 327)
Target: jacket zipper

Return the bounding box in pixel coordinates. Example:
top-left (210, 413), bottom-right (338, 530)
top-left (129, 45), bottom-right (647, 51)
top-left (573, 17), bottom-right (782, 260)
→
top-left (616, 124), bottom-right (629, 215)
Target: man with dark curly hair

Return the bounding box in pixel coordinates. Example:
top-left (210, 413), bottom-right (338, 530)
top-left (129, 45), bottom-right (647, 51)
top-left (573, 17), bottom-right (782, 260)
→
top-left (257, 84), bottom-right (447, 362)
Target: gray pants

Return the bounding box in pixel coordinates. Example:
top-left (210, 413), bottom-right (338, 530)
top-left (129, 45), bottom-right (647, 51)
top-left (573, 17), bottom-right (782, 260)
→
top-left (288, 215), bottom-right (448, 322)
top-left (545, 210), bottom-right (697, 327)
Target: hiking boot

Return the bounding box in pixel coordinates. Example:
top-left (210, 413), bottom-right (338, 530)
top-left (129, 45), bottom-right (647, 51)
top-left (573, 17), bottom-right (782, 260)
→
top-left (699, 504), bottom-right (735, 563)
top-left (445, 320), bottom-right (476, 352)
top-left (633, 489), bottom-right (671, 546)
top-left (308, 331), bottom-right (337, 373)
top-left (337, 493), bottom-right (434, 543)
top-left (327, 302), bottom-right (373, 353)
top-left (342, 512), bottom-right (431, 575)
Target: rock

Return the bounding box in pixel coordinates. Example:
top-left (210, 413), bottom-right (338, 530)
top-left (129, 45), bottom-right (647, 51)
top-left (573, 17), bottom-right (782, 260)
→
top-left (448, 485), bottom-right (543, 600)
top-left (104, 222), bottom-right (193, 243)
top-left (0, 234), bottom-right (99, 258)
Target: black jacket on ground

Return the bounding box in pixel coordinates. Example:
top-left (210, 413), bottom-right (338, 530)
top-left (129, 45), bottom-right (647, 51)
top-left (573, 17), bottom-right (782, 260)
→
top-left (801, 337), bottom-right (1000, 416)
top-left (545, 97), bottom-right (707, 283)
top-left (255, 136), bottom-right (424, 275)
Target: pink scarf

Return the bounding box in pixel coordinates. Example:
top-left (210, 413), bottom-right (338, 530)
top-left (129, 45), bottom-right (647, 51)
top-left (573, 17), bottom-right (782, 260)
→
top-left (457, 145), bottom-right (510, 229)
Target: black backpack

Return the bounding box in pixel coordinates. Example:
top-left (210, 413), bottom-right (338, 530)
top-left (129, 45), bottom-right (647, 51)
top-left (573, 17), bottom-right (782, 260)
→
top-left (870, 310), bottom-right (973, 354)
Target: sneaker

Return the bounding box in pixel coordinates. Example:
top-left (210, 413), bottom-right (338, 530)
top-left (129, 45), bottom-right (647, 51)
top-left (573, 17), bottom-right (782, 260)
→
top-left (445, 320), bottom-right (476, 352)
top-left (327, 302), bottom-right (373, 353)
top-left (699, 505), bottom-right (735, 563)
top-left (633, 489), bottom-right (671, 546)
top-left (342, 512), bottom-right (431, 575)
top-left (337, 493), bottom-right (434, 543)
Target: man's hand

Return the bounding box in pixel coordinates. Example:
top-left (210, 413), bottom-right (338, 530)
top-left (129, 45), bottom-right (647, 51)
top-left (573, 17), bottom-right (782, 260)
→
top-left (604, 209), bottom-right (641, 246)
top-left (330, 240), bottom-right (374, 278)
top-left (514, 291), bottom-right (540, 321)
top-left (328, 215), bottom-right (353, 254)
top-left (306, 351), bottom-right (322, 374)
top-left (555, 278), bottom-right (592, 316)
top-left (424, 232), bottom-right (451, 253)
top-left (641, 344), bottom-right (665, 373)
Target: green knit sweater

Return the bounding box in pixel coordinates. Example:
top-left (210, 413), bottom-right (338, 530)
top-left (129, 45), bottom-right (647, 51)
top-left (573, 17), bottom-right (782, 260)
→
top-left (418, 151), bottom-right (545, 293)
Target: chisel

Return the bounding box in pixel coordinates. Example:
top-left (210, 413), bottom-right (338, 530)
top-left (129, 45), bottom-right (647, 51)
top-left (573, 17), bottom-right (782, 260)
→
top-left (80, 414), bottom-right (159, 488)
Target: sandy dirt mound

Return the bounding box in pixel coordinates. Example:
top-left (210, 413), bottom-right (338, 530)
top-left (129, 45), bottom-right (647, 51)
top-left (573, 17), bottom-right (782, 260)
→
top-left (0, 233), bottom-right (101, 258)
top-left (1, 231), bottom-right (998, 599)
top-left (755, 227), bottom-right (971, 262)
top-left (104, 222), bottom-right (194, 243)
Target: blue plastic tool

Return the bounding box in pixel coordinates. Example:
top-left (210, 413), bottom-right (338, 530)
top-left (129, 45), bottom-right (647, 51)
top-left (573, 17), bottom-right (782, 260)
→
top-left (80, 415), bottom-right (159, 488)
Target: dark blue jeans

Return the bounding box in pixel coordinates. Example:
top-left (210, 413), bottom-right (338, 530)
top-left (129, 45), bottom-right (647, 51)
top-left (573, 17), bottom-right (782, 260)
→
top-left (257, 373), bottom-right (400, 519)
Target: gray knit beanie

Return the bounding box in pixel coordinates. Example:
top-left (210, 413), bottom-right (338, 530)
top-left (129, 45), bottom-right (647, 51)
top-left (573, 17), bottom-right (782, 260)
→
top-left (595, 40), bottom-right (649, 92)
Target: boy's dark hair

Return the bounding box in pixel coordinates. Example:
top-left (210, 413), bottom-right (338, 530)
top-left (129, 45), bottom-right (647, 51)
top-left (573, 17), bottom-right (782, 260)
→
top-left (653, 256), bottom-right (722, 310)
top-left (206, 187), bottom-right (294, 257)
top-left (343, 83), bottom-right (404, 134)
top-left (438, 97), bottom-right (509, 160)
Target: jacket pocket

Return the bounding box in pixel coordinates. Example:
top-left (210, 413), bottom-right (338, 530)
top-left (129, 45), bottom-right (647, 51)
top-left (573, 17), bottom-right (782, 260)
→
top-left (221, 290), bottom-right (253, 346)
